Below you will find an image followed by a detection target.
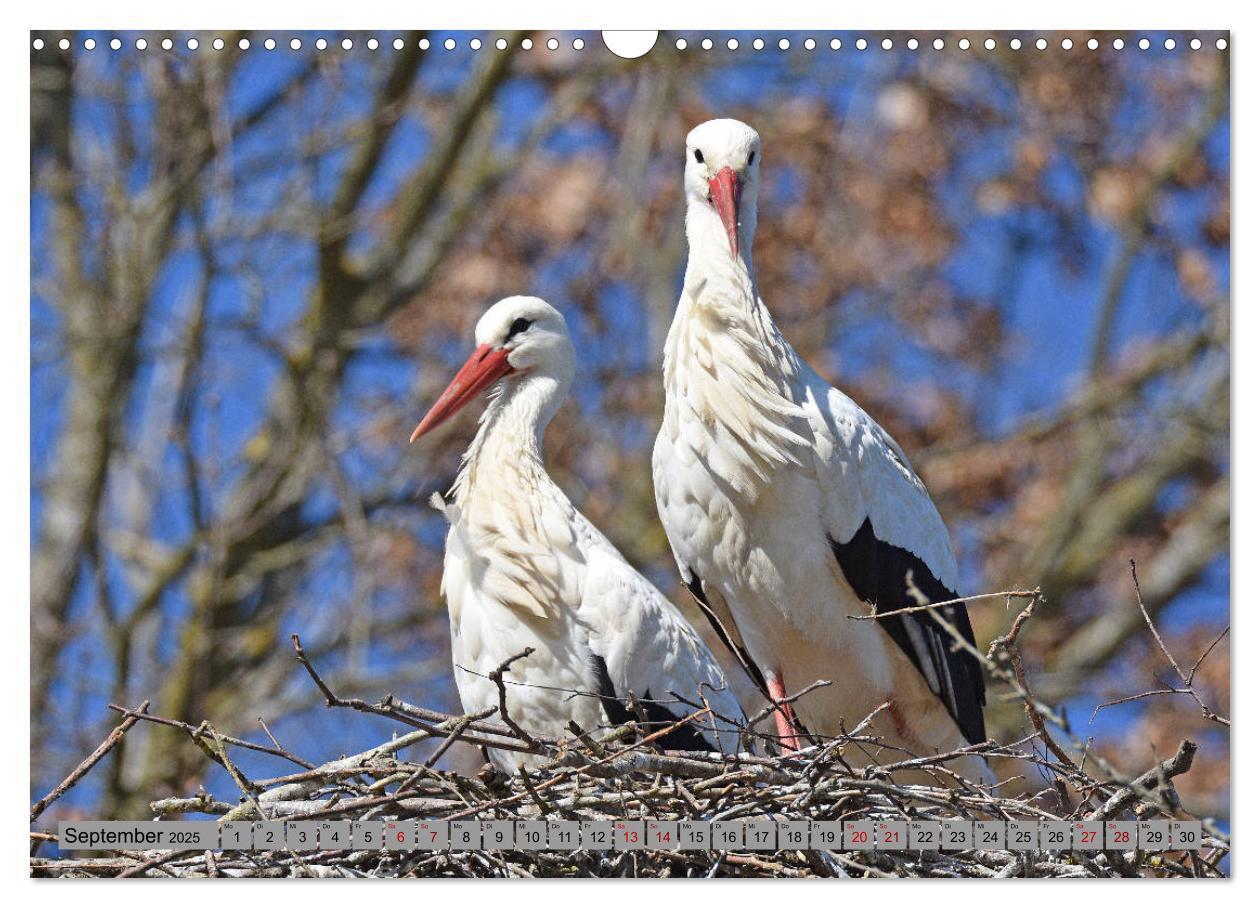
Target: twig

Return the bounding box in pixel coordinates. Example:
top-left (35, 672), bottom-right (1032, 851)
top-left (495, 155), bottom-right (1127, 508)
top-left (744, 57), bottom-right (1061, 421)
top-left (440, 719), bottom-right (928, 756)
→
top-left (849, 589), bottom-right (1040, 622)
top-left (1130, 561), bottom-right (1186, 678)
top-left (488, 648), bottom-right (539, 747)
top-left (1129, 561), bottom-right (1230, 727)
top-left (1086, 740), bottom-right (1197, 821)
top-left (291, 634), bottom-right (537, 753)
top-left (31, 699), bottom-right (150, 822)
top-left (1187, 625), bottom-right (1229, 686)
top-left (106, 704), bottom-right (315, 768)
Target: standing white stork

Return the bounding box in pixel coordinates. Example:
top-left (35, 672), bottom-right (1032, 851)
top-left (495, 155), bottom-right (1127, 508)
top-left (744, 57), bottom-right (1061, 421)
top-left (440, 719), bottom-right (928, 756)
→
top-left (653, 119), bottom-right (988, 775)
top-left (412, 296), bottom-right (743, 771)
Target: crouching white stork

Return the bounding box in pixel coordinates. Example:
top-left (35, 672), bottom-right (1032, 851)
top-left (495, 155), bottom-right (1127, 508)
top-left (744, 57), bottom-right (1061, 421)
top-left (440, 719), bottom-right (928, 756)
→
top-left (412, 296), bottom-right (743, 771)
top-left (652, 119), bottom-right (990, 778)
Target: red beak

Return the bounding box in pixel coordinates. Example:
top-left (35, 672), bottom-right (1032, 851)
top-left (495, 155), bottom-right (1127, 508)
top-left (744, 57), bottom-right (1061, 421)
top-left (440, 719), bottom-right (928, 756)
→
top-left (409, 343), bottom-right (514, 442)
top-left (708, 166), bottom-right (742, 257)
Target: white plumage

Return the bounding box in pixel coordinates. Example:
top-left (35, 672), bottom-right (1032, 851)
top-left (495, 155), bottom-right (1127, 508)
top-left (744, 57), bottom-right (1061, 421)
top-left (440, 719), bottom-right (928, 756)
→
top-left (653, 120), bottom-right (989, 777)
top-left (414, 296), bottom-right (743, 771)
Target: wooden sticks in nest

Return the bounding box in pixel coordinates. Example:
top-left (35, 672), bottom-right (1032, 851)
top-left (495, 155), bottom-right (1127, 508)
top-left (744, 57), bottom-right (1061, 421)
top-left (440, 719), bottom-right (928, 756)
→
top-left (30, 596), bottom-right (1229, 878)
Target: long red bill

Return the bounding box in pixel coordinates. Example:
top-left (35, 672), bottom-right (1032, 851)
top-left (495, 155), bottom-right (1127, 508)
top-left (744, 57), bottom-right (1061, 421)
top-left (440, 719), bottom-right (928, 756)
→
top-left (708, 166), bottom-right (741, 257)
top-left (409, 344), bottom-right (513, 442)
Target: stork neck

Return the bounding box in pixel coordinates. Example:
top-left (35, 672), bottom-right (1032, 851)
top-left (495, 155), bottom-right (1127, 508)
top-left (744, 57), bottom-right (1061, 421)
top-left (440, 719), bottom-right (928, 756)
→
top-left (663, 193), bottom-right (812, 499)
top-left (685, 197), bottom-right (757, 285)
top-left (663, 201), bottom-right (812, 499)
top-left (451, 373), bottom-right (565, 508)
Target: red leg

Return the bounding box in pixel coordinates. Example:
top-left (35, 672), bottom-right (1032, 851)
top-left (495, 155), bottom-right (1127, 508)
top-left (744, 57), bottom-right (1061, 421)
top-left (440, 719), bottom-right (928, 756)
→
top-left (766, 671), bottom-right (801, 752)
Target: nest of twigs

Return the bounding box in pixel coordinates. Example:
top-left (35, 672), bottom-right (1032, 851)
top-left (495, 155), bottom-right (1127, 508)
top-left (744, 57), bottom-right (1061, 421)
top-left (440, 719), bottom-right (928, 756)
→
top-left (30, 592), bottom-right (1229, 879)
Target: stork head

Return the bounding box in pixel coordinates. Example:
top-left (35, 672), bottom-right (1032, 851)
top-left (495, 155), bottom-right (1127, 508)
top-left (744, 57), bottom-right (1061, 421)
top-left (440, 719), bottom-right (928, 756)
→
top-left (410, 296), bottom-right (575, 442)
top-left (685, 118), bottom-right (762, 258)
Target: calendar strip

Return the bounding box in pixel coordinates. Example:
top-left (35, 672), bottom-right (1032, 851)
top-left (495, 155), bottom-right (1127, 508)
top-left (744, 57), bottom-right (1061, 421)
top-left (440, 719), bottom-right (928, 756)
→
top-left (57, 819), bottom-right (1202, 853)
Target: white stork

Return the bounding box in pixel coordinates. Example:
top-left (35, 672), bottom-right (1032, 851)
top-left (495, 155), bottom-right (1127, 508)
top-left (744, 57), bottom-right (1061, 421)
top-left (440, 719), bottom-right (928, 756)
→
top-left (652, 119), bottom-right (989, 776)
top-left (412, 296), bottom-right (743, 771)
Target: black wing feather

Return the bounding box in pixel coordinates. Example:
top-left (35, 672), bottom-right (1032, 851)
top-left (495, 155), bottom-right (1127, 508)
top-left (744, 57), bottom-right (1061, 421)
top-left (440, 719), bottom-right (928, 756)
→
top-left (588, 653), bottom-right (716, 751)
top-left (684, 569), bottom-right (770, 699)
top-left (684, 569), bottom-right (811, 744)
top-left (829, 517), bottom-right (987, 745)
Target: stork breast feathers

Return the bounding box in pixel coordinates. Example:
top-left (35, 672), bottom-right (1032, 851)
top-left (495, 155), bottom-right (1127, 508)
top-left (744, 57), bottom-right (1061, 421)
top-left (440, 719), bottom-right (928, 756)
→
top-left (666, 302), bottom-right (813, 500)
top-left (434, 488), bottom-right (585, 621)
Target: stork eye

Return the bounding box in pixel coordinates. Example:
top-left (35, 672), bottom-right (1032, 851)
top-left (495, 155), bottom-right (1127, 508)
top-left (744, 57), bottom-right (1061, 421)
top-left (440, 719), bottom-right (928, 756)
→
top-left (693, 148), bottom-right (704, 164)
top-left (748, 151), bottom-right (756, 165)
top-left (507, 317), bottom-right (533, 340)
